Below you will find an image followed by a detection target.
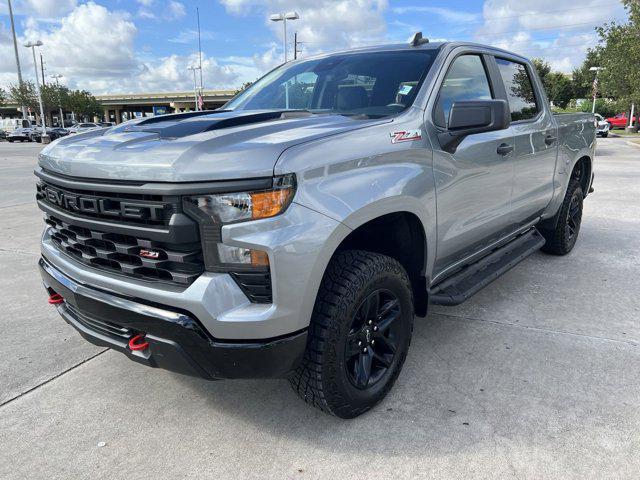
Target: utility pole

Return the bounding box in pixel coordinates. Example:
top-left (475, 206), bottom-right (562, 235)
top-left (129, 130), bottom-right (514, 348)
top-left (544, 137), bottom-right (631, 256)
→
top-left (589, 66), bottom-right (603, 114)
top-left (7, 0), bottom-right (28, 119)
top-left (50, 74), bottom-right (64, 128)
top-left (40, 52), bottom-right (46, 85)
top-left (187, 66), bottom-right (201, 111)
top-left (196, 7), bottom-right (204, 94)
top-left (24, 40), bottom-right (48, 143)
top-left (294, 32), bottom-right (303, 60)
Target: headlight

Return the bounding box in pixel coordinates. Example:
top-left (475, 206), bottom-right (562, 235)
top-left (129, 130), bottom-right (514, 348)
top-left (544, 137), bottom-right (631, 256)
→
top-left (186, 174), bottom-right (295, 223)
top-left (184, 174), bottom-right (296, 270)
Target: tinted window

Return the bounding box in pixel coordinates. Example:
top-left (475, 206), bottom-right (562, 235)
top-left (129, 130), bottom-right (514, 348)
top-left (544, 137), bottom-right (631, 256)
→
top-left (496, 58), bottom-right (539, 121)
top-left (434, 55), bottom-right (492, 127)
top-left (226, 51), bottom-right (437, 118)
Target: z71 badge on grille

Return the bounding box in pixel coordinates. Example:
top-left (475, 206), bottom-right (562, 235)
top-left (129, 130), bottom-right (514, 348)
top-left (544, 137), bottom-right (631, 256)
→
top-left (390, 130), bottom-right (422, 143)
top-left (139, 249), bottom-right (161, 259)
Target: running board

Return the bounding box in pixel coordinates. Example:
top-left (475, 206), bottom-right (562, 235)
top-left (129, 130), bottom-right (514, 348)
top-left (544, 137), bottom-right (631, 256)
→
top-left (429, 228), bottom-right (546, 306)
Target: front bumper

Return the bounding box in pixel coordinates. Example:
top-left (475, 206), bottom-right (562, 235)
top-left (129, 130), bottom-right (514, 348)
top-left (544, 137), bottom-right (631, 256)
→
top-left (40, 257), bottom-right (307, 380)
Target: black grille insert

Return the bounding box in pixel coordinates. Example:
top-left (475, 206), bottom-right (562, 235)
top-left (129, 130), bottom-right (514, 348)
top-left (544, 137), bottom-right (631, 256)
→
top-left (230, 271), bottom-right (272, 303)
top-left (47, 215), bottom-right (204, 285)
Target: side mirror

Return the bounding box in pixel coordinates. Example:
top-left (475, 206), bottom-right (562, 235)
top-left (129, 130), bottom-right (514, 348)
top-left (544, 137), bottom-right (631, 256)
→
top-left (438, 99), bottom-right (510, 153)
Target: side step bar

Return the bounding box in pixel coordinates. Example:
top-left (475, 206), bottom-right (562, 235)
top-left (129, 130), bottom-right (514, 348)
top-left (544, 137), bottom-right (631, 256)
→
top-left (429, 228), bottom-right (546, 306)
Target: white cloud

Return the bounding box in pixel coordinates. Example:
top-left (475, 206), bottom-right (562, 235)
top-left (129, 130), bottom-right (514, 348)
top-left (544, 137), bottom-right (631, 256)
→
top-left (220, 0), bottom-right (389, 54)
top-left (391, 6), bottom-right (479, 23)
top-left (474, 0), bottom-right (627, 71)
top-left (23, 2), bottom-right (138, 78)
top-left (169, 29), bottom-right (216, 44)
top-left (81, 53), bottom-right (239, 93)
top-left (0, 0), bottom-right (77, 18)
top-left (167, 1), bottom-right (186, 19)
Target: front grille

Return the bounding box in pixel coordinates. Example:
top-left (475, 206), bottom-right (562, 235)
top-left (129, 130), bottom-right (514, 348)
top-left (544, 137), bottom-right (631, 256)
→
top-left (46, 215), bottom-right (204, 285)
top-left (36, 181), bottom-right (177, 227)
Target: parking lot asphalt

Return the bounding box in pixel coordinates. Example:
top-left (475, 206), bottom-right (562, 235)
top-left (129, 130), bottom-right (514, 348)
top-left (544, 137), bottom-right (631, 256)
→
top-left (0, 138), bottom-right (639, 479)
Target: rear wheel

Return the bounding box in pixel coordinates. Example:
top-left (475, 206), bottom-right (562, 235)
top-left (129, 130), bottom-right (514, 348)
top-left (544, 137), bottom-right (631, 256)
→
top-left (541, 178), bottom-right (583, 255)
top-left (290, 250), bottom-right (414, 418)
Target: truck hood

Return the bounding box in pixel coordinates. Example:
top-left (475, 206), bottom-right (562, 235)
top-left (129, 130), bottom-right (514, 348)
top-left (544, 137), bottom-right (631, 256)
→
top-left (39, 110), bottom-right (388, 182)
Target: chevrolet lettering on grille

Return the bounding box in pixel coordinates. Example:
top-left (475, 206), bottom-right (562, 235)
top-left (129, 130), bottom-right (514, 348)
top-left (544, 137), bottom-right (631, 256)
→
top-left (40, 184), bottom-right (165, 221)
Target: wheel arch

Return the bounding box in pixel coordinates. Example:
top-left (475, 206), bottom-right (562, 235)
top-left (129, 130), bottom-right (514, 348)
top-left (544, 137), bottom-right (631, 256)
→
top-left (332, 207), bottom-right (430, 317)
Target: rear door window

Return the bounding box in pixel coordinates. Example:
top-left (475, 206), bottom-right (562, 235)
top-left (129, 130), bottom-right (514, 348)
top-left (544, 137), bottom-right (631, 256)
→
top-left (495, 58), bottom-right (540, 121)
top-left (434, 55), bottom-right (493, 128)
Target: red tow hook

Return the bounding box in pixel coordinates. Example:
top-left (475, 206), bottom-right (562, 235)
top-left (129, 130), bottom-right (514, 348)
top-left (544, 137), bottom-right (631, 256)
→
top-left (128, 334), bottom-right (149, 351)
top-left (48, 293), bottom-right (64, 305)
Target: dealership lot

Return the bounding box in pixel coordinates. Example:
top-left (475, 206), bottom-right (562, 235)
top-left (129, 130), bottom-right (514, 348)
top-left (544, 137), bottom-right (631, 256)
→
top-left (0, 138), bottom-right (639, 479)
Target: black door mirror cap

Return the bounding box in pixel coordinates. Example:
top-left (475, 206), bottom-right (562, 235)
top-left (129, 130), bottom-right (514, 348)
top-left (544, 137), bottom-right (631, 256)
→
top-left (438, 99), bottom-right (511, 153)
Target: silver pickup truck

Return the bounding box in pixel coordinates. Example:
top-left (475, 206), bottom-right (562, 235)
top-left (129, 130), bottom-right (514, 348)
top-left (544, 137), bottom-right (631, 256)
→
top-left (37, 34), bottom-right (595, 418)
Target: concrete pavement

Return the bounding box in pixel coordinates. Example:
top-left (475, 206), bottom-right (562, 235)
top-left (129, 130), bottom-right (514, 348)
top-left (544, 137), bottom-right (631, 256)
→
top-left (0, 138), bottom-right (638, 479)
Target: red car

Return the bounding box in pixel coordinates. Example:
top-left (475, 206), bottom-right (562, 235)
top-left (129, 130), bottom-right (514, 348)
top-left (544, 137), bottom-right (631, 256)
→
top-left (606, 113), bottom-right (636, 129)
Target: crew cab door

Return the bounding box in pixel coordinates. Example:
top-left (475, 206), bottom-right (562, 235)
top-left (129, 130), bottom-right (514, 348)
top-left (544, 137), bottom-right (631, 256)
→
top-left (427, 52), bottom-right (515, 275)
top-left (493, 57), bottom-right (557, 226)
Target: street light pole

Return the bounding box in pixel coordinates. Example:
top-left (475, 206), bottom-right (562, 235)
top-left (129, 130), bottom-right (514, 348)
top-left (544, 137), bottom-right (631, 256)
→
top-left (7, 0), bottom-right (28, 119)
top-left (24, 40), bottom-right (48, 143)
top-left (187, 66), bottom-right (201, 111)
top-left (50, 74), bottom-right (64, 128)
top-left (269, 12), bottom-right (299, 63)
top-left (589, 66), bottom-right (603, 114)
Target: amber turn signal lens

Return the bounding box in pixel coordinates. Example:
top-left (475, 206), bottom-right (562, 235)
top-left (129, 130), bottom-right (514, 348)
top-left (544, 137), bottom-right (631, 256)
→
top-left (250, 188), bottom-right (294, 220)
top-left (250, 249), bottom-right (270, 267)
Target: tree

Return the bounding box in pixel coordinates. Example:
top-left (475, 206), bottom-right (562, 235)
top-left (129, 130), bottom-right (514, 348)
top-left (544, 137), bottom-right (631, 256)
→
top-left (596, 0), bottom-right (640, 123)
top-left (0, 87), bottom-right (6, 107)
top-left (547, 72), bottom-right (573, 109)
top-left (41, 84), bottom-right (70, 115)
top-left (67, 90), bottom-right (102, 121)
top-left (9, 81), bottom-right (38, 112)
top-left (571, 49), bottom-right (603, 100)
top-left (531, 58), bottom-right (572, 109)
top-left (531, 58), bottom-right (552, 88)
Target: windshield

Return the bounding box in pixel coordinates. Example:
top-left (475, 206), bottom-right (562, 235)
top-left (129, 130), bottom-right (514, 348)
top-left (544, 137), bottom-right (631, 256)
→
top-left (225, 50), bottom-right (438, 118)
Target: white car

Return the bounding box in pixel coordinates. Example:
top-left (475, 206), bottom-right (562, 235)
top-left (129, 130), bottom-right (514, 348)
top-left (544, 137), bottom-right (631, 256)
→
top-left (595, 114), bottom-right (610, 138)
top-left (67, 122), bottom-right (101, 134)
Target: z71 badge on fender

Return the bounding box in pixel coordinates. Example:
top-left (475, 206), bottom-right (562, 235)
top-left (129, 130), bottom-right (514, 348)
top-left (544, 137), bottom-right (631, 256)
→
top-left (390, 130), bottom-right (422, 143)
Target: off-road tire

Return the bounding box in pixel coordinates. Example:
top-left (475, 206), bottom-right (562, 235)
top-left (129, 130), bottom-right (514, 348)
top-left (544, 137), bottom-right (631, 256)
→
top-left (541, 178), bottom-right (583, 255)
top-left (289, 250), bottom-right (414, 418)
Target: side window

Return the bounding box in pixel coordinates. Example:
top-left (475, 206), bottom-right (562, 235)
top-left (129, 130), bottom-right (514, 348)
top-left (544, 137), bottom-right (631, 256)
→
top-left (434, 55), bottom-right (492, 128)
top-left (495, 58), bottom-right (540, 121)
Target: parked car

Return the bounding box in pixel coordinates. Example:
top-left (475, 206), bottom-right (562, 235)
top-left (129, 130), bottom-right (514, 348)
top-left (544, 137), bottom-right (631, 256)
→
top-left (67, 122), bottom-right (101, 134)
top-left (7, 127), bottom-right (35, 142)
top-left (98, 122), bottom-right (114, 128)
top-left (595, 114), bottom-right (610, 137)
top-left (30, 127), bottom-right (70, 143)
top-left (0, 130), bottom-right (7, 141)
top-left (0, 118), bottom-right (32, 133)
top-left (606, 112), bottom-right (636, 129)
top-left (36, 35), bottom-right (596, 418)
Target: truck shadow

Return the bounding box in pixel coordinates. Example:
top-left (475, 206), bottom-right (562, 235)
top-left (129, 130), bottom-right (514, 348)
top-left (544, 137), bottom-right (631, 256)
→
top-left (173, 306), bottom-right (634, 457)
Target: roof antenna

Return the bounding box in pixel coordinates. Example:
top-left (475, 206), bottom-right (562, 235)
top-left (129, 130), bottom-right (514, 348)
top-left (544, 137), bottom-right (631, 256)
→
top-left (409, 32), bottom-right (429, 47)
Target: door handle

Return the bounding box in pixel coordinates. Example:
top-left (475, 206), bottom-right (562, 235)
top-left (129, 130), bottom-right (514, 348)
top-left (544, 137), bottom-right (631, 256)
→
top-left (545, 134), bottom-right (557, 145)
top-left (497, 143), bottom-right (513, 156)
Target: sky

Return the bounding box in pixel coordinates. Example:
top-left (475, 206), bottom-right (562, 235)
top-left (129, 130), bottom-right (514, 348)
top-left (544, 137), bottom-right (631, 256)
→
top-left (0, 0), bottom-right (629, 95)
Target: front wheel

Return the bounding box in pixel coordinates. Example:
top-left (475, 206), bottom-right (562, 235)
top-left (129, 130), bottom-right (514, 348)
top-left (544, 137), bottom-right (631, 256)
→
top-left (290, 250), bottom-right (414, 418)
top-left (540, 178), bottom-right (583, 255)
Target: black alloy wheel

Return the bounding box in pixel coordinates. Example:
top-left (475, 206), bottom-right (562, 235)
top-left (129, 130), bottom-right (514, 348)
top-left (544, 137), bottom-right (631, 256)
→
top-left (345, 289), bottom-right (401, 389)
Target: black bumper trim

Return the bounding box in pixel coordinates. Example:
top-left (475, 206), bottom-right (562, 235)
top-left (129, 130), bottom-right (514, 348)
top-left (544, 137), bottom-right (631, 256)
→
top-left (39, 257), bottom-right (307, 380)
